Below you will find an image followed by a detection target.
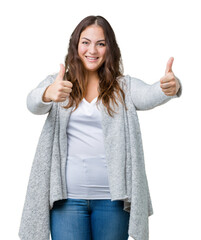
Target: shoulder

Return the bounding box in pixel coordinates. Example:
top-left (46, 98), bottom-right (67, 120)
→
top-left (117, 74), bottom-right (139, 83)
top-left (117, 74), bottom-right (139, 90)
top-left (118, 74), bottom-right (147, 89)
top-left (117, 75), bottom-right (129, 85)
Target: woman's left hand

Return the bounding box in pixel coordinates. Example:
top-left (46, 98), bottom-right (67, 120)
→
top-left (160, 57), bottom-right (181, 96)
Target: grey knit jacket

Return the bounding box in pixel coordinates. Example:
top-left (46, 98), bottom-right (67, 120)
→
top-left (18, 73), bottom-right (182, 240)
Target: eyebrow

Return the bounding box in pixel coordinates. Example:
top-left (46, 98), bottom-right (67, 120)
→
top-left (81, 37), bottom-right (105, 42)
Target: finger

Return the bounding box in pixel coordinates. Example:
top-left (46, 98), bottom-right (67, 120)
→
top-left (161, 82), bottom-right (171, 89)
top-left (160, 75), bottom-right (171, 84)
top-left (160, 72), bottom-right (174, 83)
top-left (163, 92), bottom-right (173, 96)
top-left (60, 92), bottom-right (70, 98)
top-left (162, 88), bottom-right (173, 95)
top-left (165, 57), bottom-right (174, 75)
top-left (62, 86), bottom-right (72, 93)
top-left (63, 80), bottom-right (73, 88)
top-left (57, 64), bottom-right (66, 80)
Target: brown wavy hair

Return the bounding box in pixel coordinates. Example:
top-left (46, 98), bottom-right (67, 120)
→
top-left (63, 15), bottom-right (127, 117)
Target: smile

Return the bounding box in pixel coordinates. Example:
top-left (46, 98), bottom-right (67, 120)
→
top-left (85, 56), bottom-right (99, 62)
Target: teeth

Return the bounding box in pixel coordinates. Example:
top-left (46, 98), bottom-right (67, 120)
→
top-left (87, 57), bottom-right (98, 60)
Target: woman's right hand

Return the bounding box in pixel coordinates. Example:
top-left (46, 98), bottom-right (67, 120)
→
top-left (42, 64), bottom-right (73, 102)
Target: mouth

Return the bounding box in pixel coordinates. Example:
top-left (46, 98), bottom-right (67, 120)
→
top-left (85, 56), bottom-right (99, 62)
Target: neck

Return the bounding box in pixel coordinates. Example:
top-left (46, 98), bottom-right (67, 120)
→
top-left (85, 71), bottom-right (99, 83)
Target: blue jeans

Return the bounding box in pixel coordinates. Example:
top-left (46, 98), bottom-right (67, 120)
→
top-left (50, 198), bottom-right (130, 240)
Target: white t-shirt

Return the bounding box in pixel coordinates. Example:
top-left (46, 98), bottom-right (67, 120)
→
top-left (66, 97), bottom-right (111, 199)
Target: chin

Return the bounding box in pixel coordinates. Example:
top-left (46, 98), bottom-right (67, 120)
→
top-left (86, 68), bottom-right (98, 73)
top-left (84, 65), bottom-right (99, 72)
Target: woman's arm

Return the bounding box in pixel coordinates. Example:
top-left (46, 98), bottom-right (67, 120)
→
top-left (129, 75), bottom-right (182, 111)
top-left (129, 57), bottom-right (182, 110)
top-left (26, 73), bottom-right (58, 115)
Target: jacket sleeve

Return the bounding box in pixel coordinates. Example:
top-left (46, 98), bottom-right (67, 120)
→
top-left (26, 73), bottom-right (58, 115)
top-left (129, 75), bottom-right (182, 111)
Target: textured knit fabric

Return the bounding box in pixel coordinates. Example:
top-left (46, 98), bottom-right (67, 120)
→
top-left (18, 73), bottom-right (182, 240)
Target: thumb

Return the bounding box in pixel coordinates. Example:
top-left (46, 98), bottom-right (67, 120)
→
top-left (57, 64), bottom-right (65, 80)
top-left (165, 57), bottom-right (174, 75)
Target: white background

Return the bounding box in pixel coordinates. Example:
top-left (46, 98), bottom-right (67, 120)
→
top-left (0, 0), bottom-right (200, 239)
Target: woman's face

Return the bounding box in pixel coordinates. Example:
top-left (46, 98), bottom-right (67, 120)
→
top-left (78, 25), bottom-right (106, 73)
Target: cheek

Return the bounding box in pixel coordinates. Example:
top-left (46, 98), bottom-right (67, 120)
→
top-left (100, 48), bottom-right (106, 59)
top-left (78, 45), bottom-right (87, 57)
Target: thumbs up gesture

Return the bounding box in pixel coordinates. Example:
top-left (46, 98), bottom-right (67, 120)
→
top-left (42, 64), bottom-right (73, 102)
top-left (160, 57), bottom-right (181, 96)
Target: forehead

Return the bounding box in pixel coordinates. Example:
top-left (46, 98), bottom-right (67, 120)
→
top-left (80, 25), bottom-right (105, 40)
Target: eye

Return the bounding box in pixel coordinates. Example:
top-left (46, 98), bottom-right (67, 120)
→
top-left (82, 41), bottom-right (89, 45)
top-left (98, 42), bottom-right (105, 46)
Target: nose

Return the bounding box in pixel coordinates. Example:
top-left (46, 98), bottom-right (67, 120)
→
top-left (89, 44), bottom-right (98, 55)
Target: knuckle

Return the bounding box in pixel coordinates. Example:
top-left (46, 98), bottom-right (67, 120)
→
top-left (65, 81), bottom-right (73, 88)
top-left (58, 92), bottom-right (63, 97)
top-left (59, 82), bottom-right (64, 88)
top-left (168, 72), bottom-right (173, 77)
top-left (58, 85), bottom-right (63, 92)
top-left (58, 81), bottom-right (64, 88)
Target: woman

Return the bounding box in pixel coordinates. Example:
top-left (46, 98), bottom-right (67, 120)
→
top-left (19, 15), bottom-right (182, 240)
